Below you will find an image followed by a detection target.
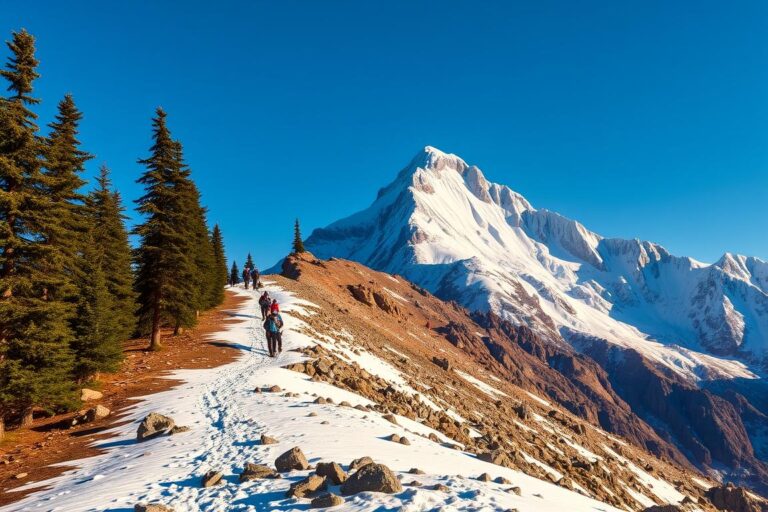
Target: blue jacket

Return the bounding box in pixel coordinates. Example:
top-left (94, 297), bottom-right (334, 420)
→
top-left (264, 314), bottom-right (283, 333)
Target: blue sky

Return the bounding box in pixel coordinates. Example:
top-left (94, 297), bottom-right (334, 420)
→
top-left (5, 1), bottom-right (767, 268)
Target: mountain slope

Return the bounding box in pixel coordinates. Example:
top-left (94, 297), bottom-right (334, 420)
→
top-left (304, 146), bottom-right (768, 491)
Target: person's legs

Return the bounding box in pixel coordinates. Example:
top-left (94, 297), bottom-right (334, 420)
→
top-left (275, 332), bottom-right (282, 353)
top-left (266, 332), bottom-right (274, 356)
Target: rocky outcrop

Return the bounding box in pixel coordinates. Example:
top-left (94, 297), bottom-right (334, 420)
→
top-left (705, 483), bottom-right (765, 512)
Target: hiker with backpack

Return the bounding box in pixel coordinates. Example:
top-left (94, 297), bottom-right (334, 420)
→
top-left (259, 292), bottom-right (271, 320)
top-left (263, 310), bottom-right (284, 357)
top-left (270, 299), bottom-right (280, 314)
top-left (242, 267), bottom-right (251, 290)
top-left (250, 267), bottom-right (260, 289)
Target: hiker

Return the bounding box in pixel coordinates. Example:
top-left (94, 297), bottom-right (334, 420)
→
top-left (242, 267), bottom-right (251, 290)
top-left (250, 267), bottom-right (260, 289)
top-left (259, 292), bottom-right (271, 320)
top-left (270, 299), bottom-right (280, 314)
top-left (263, 310), bottom-right (284, 357)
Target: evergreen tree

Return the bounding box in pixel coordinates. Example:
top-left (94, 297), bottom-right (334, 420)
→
top-left (0, 30), bottom-right (76, 437)
top-left (245, 253), bottom-right (254, 271)
top-left (71, 233), bottom-right (122, 381)
top-left (230, 261), bottom-right (240, 286)
top-left (210, 224), bottom-right (227, 305)
top-left (292, 218), bottom-right (306, 254)
top-left (84, 165), bottom-right (136, 343)
top-left (133, 108), bottom-right (197, 350)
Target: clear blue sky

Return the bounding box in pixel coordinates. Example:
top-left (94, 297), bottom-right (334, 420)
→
top-left (5, 1), bottom-right (767, 268)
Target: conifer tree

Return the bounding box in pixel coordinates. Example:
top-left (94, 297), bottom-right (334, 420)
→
top-left (293, 218), bottom-right (306, 254)
top-left (245, 253), bottom-right (254, 271)
top-left (71, 233), bottom-right (122, 381)
top-left (210, 224), bottom-right (227, 305)
top-left (133, 108), bottom-right (197, 350)
top-left (84, 165), bottom-right (136, 344)
top-left (0, 30), bottom-right (76, 436)
top-left (230, 261), bottom-right (240, 286)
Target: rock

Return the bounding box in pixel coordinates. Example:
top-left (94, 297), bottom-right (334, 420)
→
top-left (239, 463), bottom-right (279, 481)
top-left (308, 412), bottom-right (318, 417)
top-left (408, 468), bottom-right (425, 475)
top-left (82, 405), bottom-right (111, 422)
top-left (136, 413), bottom-right (175, 441)
top-left (477, 450), bottom-right (513, 468)
top-left (201, 470), bottom-right (224, 487)
top-left (314, 397), bottom-right (327, 404)
top-left (260, 434), bottom-right (278, 445)
top-left (477, 472), bottom-right (492, 482)
top-left (134, 505), bottom-right (175, 512)
top-left (642, 506), bottom-right (685, 512)
top-left (169, 425), bottom-right (190, 434)
top-left (506, 486), bottom-right (521, 495)
top-left (382, 414), bottom-right (398, 425)
top-left (341, 463), bottom-right (402, 495)
top-left (349, 456), bottom-right (374, 472)
top-left (13, 472), bottom-right (27, 479)
top-left (316, 461), bottom-right (347, 484)
top-left (705, 484), bottom-right (762, 512)
top-left (286, 474), bottom-right (327, 498)
top-left (310, 492), bottom-right (345, 508)
top-left (275, 446), bottom-right (310, 472)
top-left (431, 483), bottom-right (450, 492)
top-left (268, 385), bottom-right (282, 392)
top-left (339, 401), bottom-right (351, 407)
top-left (80, 388), bottom-right (103, 401)
top-left (388, 433), bottom-right (401, 443)
top-left (431, 357), bottom-right (451, 371)
top-left (399, 437), bottom-right (410, 446)
top-left (495, 476), bottom-right (511, 484)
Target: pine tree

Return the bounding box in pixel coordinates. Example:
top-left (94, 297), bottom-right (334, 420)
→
top-left (210, 224), bottom-right (227, 305)
top-left (0, 30), bottom-right (76, 437)
top-left (245, 253), bottom-right (254, 271)
top-left (71, 233), bottom-right (122, 381)
top-left (84, 165), bottom-right (136, 345)
top-left (133, 108), bottom-right (197, 350)
top-left (293, 218), bottom-right (306, 254)
top-left (230, 261), bottom-right (240, 286)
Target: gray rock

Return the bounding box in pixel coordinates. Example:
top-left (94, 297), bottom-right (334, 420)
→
top-left (137, 413), bottom-right (175, 441)
top-left (341, 463), bottom-right (402, 495)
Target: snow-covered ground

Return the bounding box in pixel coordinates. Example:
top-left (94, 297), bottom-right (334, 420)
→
top-left (1, 284), bottom-right (625, 512)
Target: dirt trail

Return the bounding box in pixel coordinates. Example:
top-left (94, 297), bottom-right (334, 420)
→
top-left (0, 290), bottom-right (248, 506)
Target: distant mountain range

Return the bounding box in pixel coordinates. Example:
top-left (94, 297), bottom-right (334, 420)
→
top-left (304, 146), bottom-right (768, 491)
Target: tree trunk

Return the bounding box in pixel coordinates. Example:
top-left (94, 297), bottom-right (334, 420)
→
top-left (173, 323), bottom-right (183, 336)
top-left (21, 408), bottom-right (33, 427)
top-left (149, 291), bottom-right (162, 351)
top-left (0, 416), bottom-right (5, 442)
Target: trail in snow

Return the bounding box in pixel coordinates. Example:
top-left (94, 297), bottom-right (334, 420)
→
top-left (2, 283), bottom-right (623, 512)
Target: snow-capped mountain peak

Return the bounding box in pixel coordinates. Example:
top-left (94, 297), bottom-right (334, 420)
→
top-left (306, 146), bottom-right (766, 382)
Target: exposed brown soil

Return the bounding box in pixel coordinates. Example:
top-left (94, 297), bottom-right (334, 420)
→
top-left (0, 290), bottom-right (248, 506)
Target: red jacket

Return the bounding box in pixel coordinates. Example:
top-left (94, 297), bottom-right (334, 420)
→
top-left (270, 303), bottom-right (280, 314)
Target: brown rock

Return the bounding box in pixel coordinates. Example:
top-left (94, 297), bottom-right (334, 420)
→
top-left (275, 446), bottom-right (310, 472)
top-left (80, 388), bottom-right (103, 401)
top-left (477, 472), bottom-right (492, 482)
top-left (286, 474), bottom-right (327, 498)
top-left (349, 456), bottom-right (374, 472)
top-left (310, 492), bottom-right (344, 508)
top-left (316, 461), bottom-right (348, 484)
top-left (341, 463), bottom-right (402, 495)
top-left (201, 470), bottom-right (224, 487)
top-left (137, 413), bottom-right (175, 441)
top-left (260, 434), bottom-right (278, 445)
top-left (239, 463), bottom-right (280, 481)
top-left (268, 385), bottom-right (282, 392)
top-left (169, 425), bottom-right (190, 434)
top-left (705, 484), bottom-right (762, 512)
top-left (134, 505), bottom-right (175, 512)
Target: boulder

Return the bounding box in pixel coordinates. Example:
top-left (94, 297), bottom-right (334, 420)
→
top-left (349, 456), bottom-right (374, 472)
top-left (641, 506), bottom-right (685, 512)
top-left (399, 437), bottom-right (411, 446)
top-left (311, 492), bottom-right (344, 508)
top-left (136, 413), bottom-right (175, 441)
top-left (134, 505), bottom-right (175, 512)
top-left (388, 434), bottom-right (401, 443)
top-left (268, 385), bottom-right (282, 392)
top-left (477, 473), bottom-right (492, 482)
top-left (431, 483), bottom-right (450, 492)
top-left (239, 463), bottom-right (279, 481)
top-left (83, 405), bottom-right (111, 422)
top-left (316, 461), bottom-right (347, 484)
top-left (431, 357), bottom-right (451, 371)
top-left (275, 446), bottom-right (310, 472)
top-left (260, 434), bottom-right (278, 445)
top-left (80, 388), bottom-right (103, 402)
top-left (201, 470), bottom-right (223, 487)
top-left (169, 425), bottom-right (190, 434)
top-left (341, 463), bottom-right (402, 496)
top-left (506, 486), bottom-right (521, 495)
top-left (408, 468), bottom-right (425, 475)
top-left (286, 474), bottom-right (327, 498)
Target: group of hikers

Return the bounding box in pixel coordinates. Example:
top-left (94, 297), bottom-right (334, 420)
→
top-left (242, 266), bottom-right (261, 290)
top-left (259, 291), bottom-right (283, 358)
